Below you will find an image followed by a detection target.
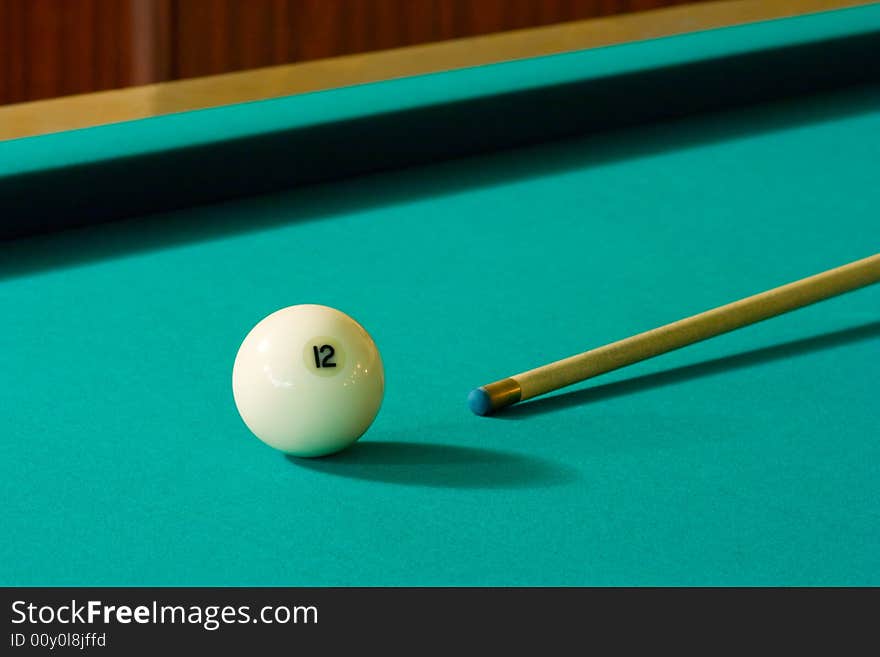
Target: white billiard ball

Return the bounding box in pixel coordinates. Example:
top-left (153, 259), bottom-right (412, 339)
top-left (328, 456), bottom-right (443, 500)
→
top-left (232, 304), bottom-right (384, 457)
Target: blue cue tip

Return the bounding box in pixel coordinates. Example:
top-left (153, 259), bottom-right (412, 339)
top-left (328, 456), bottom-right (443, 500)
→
top-left (467, 387), bottom-right (492, 416)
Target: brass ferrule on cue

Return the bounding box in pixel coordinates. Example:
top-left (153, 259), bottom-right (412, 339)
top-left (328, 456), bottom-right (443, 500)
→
top-left (483, 378), bottom-right (522, 413)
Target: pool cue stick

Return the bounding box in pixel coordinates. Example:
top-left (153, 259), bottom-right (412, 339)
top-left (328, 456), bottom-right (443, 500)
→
top-left (468, 252), bottom-right (880, 415)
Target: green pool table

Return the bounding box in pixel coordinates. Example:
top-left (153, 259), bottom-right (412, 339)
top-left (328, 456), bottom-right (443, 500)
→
top-left (2, 4), bottom-right (879, 586)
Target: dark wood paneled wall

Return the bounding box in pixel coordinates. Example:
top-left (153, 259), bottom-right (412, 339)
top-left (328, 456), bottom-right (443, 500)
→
top-left (1, 0), bottom-right (138, 104)
top-left (171, 0), bottom-right (703, 78)
top-left (1, 0), bottom-right (704, 105)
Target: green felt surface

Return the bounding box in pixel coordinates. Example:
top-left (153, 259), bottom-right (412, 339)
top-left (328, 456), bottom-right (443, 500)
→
top-left (2, 7), bottom-right (879, 586)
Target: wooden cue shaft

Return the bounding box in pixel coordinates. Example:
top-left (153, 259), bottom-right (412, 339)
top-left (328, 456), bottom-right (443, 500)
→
top-left (473, 253), bottom-right (880, 414)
